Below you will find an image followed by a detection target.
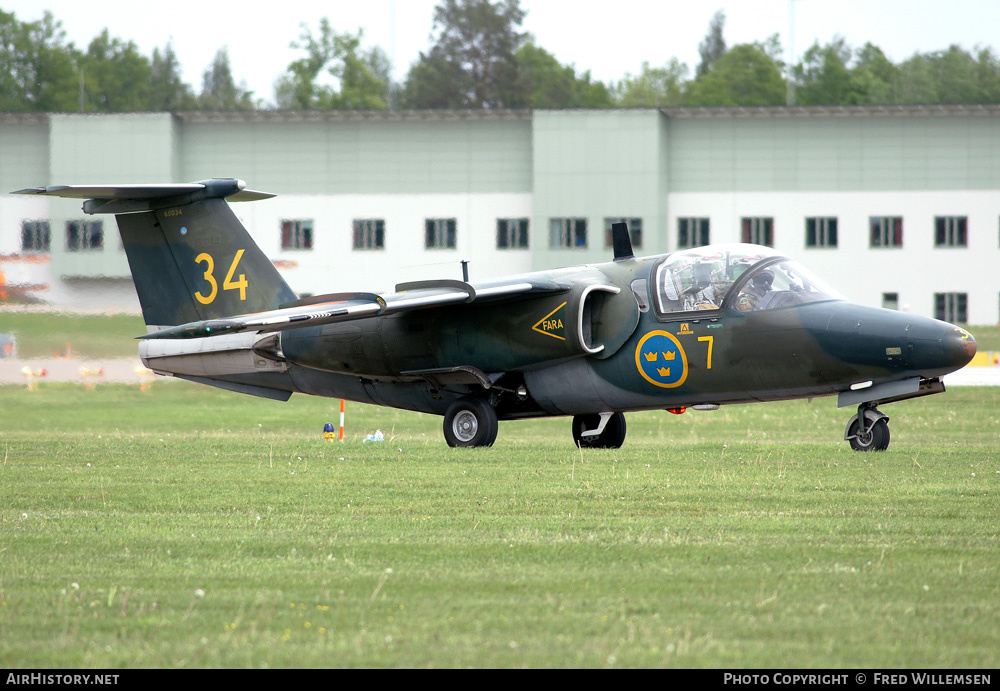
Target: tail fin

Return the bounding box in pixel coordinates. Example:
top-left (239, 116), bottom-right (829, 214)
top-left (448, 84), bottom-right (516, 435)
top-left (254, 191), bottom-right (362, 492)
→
top-left (15, 179), bottom-right (298, 329)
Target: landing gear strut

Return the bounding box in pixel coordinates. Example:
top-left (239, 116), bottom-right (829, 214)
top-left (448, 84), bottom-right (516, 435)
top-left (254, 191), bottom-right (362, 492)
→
top-left (572, 412), bottom-right (627, 449)
top-left (443, 396), bottom-right (499, 448)
top-left (845, 404), bottom-right (890, 452)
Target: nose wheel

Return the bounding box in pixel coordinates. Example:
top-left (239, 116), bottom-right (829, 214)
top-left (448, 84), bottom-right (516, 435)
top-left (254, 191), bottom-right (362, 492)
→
top-left (572, 412), bottom-right (627, 449)
top-left (845, 406), bottom-right (890, 452)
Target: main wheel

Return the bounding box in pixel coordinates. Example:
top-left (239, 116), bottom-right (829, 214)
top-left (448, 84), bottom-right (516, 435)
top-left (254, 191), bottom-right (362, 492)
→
top-left (443, 397), bottom-right (499, 447)
top-left (572, 412), bottom-right (627, 449)
top-left (847, 416), bottom-right (890, 452)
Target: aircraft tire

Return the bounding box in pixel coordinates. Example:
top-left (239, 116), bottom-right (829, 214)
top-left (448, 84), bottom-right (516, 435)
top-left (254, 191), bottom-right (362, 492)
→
top-left (847, 417), bottom-right (890, 452)
top-left (444, 397), bottom-right (499, 448)
top-left (572, 412), bottom-right (627, 449)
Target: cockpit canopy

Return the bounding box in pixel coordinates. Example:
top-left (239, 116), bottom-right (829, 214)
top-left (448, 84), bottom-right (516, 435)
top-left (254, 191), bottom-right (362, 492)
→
top-left (651, 244), bottom-right (844, 317)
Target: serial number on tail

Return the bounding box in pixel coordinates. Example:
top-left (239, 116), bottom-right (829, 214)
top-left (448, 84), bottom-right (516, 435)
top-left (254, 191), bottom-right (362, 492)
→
top-left (194, 249), bottom-right (248, 304)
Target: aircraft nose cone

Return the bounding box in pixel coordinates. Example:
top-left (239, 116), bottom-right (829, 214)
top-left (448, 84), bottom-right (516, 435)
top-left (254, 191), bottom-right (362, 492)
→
top-left (903, 320), bottom-right (976, 377)
top-left (942, 326), bottom-right (977, 371)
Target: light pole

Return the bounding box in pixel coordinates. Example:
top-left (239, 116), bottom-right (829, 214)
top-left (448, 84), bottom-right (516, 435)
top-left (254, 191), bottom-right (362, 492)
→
top-left (787, 0), bottom-right (804, 106)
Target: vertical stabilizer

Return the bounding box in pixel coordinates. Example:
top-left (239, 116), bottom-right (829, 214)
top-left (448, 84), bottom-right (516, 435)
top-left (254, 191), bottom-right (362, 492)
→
top-left (13, 179), bottom-right (298, 329)
top-left (117, 198), bottom-right (297, 328)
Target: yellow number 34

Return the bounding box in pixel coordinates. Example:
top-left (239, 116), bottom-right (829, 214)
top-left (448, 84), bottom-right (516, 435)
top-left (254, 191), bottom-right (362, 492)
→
top-left (194, 249), bottom-right (248, 304)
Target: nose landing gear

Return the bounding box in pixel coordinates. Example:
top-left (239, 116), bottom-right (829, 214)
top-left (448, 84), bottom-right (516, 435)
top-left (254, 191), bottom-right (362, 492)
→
top-left (845, 404), bottom-right (890, 452)
top-left (572, 412), bottom-right (627, 449)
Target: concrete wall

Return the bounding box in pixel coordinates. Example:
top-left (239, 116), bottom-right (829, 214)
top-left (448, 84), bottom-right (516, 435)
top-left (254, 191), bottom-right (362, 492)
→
top-left (531, 110), bottom-right (666, 269)
top-left (1, 107), bottom-right (998, 322)
top-left (666, 109), bottom-right (1000, 192)
top-left (177, 113), bottom-right (533, 195)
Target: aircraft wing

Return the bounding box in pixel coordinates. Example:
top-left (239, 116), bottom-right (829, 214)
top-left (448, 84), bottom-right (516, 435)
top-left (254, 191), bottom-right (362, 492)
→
top-left (140, 278), bottom-right (566, 340)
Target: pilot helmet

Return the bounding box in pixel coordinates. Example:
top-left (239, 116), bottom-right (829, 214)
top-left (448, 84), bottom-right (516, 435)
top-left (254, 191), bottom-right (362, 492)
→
top-left (751, 269), bottom-right (774, 291)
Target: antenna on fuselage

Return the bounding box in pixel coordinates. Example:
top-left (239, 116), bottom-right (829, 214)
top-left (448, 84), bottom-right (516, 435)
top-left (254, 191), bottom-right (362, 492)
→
top-left (611, 222), bottom-right (634, 261)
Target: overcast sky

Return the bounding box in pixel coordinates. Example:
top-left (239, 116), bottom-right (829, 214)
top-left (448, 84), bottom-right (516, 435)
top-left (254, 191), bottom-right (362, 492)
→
top-left (5, 0), bottom-right (999, 104)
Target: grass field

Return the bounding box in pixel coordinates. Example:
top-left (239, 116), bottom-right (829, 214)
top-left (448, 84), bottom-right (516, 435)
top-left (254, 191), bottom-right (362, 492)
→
top-left (0, 312), bottom-right (146, 359)
top-left (1, 379), bottom-right (997, 668)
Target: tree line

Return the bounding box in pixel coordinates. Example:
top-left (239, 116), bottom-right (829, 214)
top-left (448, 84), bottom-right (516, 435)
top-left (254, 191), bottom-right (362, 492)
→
top-left (3, 2), bottom-right (999, 114)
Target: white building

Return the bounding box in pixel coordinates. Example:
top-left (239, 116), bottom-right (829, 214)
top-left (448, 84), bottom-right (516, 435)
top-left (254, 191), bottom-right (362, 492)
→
top-left (1, 106), bottom-right (998, 322)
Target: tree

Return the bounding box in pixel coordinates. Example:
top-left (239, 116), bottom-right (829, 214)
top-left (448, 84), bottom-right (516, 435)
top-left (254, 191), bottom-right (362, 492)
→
top-left (402, 0), bottom-right (526, 109)
top-left (850, 42), bottom-right (898, 105)
top-left (198, 48), bottom-right (256, 110)
top-left (972, 47), bottom-right (1000, 104)
top-left (615, 59), bottom-right (688, 107)
top-left (894, 53), bottom-right (938, 104)
top-left (516, 42), bottom-right (612, 108)
top-left (79, 29), bottom-right (154, 112)
top-left (685, 42), bottom-right (786, 106)
top-left (274, 20), bottom-right (390, 110)
top-left (0, 10), bottom-right (79, 112)
top-left (892, 45), bottom-right (1000, 106)
top-left (336, 39), bottom-right (392, 109)
top-left (794, 37), bottom-right (853, 106)
top-left (696, 10), bottom-right (726, 79)
top-left (150, 42), bottom-right (196, 111)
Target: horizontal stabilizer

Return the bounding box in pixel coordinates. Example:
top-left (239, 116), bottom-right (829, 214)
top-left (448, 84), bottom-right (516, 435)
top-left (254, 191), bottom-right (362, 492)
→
top-left (12, 178), bottom-right (273, 214)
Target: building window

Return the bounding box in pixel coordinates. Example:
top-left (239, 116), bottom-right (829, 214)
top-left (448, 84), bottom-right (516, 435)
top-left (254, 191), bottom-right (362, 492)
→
top-left (741, 217), bottom-right (773, 246)
top-left (934, 216), bottom-right (967, 247)
top-left (870, 216), bottom-right (903, 248)
top-left (21, 220), bottom-right (50, 253)
top-left (66, 220), bottom-right (103, 251)
top-left (604, 217), bottom-right (642, 249)
top-left (805, 217), bottom-right (838, 248)
top-left (935, 293), bottom-right (967, 323)
top-left (677, 218), bottom-right (710, 249)
top-left (353, 219), bottom-right (385, 250)
top-left (425, 218), bottom-right (456, 249)
top-left (496, 218), bottom-right (529, 249)
top-left (281, 220), bottom-right (313, 250)
top-left (550, 218), bottom-right (587, 248)
top-left (882, 292), bottom-right (899, 310)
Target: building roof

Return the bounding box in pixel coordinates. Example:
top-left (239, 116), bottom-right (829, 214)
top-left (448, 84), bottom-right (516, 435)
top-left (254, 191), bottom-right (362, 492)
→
top-left (660, 104), bottom-right (1000, 118)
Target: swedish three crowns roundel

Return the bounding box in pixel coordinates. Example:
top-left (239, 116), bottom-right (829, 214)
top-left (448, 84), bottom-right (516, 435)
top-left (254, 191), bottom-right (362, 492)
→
top-left (635, 330), bottom-right (688, 388)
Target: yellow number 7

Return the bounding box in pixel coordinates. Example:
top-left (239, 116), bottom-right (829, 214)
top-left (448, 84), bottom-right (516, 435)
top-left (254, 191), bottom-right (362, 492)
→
top-left (698, 335), bottom-right (714, 370)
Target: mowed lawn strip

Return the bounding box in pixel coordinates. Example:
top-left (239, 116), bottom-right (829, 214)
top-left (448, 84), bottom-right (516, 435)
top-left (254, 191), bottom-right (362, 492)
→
top-left (1, 383), bottom-right (997, 668)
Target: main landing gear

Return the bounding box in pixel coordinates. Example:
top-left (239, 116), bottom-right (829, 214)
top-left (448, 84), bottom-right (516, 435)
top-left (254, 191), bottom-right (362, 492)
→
top-left (572, 412), bottom-right (627, 449)
top-left (443, 396), bottom-right (499, 447)
top-left (845, 404), bottom-right (890, 452)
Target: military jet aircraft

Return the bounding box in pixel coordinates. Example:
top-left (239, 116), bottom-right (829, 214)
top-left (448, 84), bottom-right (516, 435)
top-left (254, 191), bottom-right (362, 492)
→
top-left (15, 178), bottom-right (976, 450)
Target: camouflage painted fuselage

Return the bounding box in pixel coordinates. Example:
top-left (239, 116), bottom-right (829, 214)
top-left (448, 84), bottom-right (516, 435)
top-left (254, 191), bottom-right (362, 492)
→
top-left (274, 253), bottom-right (975, 420)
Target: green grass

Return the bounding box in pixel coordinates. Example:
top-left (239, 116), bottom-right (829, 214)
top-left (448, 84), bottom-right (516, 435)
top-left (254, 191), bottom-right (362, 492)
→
top-left (1, 381), bottom-right (998, 668)
top-left (968, 324), bottom-right (1000, 353)
top-left (0, 312), bottom-right (147, 359)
